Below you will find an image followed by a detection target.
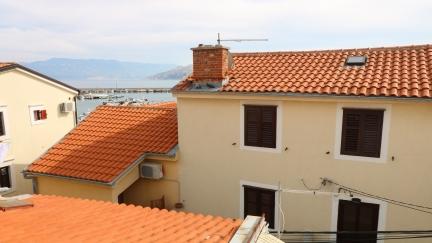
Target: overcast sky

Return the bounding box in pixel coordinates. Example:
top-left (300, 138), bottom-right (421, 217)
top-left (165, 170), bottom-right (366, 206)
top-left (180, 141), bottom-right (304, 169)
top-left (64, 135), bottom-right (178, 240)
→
top-left (1, 0), bottom-right (431, 64)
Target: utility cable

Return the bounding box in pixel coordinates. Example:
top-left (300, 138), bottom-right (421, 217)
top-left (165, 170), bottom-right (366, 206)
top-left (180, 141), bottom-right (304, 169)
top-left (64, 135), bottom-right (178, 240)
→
top-left (323, 178), bottom-right (432, 210)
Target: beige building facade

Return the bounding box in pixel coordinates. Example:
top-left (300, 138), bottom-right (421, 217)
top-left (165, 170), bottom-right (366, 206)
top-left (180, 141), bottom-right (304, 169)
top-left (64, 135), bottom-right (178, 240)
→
top-left (0, 64), bottom-right (78, 196)
top-left (175, 93), bottom-right (432, 234)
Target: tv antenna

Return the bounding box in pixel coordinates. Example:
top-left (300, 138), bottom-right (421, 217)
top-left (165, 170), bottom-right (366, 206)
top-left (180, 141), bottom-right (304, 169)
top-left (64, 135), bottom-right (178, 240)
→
top-left (216, 33), bottom-right (268, 45)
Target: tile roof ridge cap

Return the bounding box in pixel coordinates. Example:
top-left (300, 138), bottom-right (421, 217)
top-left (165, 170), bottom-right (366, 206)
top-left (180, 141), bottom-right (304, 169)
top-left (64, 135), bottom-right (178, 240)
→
top-left (231, 43), bottom-right (432, 56)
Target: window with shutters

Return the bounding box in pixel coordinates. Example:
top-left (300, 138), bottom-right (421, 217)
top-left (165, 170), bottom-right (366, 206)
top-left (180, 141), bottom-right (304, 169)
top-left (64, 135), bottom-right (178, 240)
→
top-left (0, 166), bottom-right (11, 188)
top-left (29, 105), bottom-right (47, 125)
top-left (0, 111), bottom-right (5, 137)
top-left (244, 105), bottom-right (277, 149)
top-left (341, 109), bottom-right (384, 158)
top-left (0, 106), bottom-right (8, 139)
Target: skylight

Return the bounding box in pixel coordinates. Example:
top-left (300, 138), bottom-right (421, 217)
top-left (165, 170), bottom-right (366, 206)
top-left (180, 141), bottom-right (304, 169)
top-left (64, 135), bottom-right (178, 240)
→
top-left (345, 56), bottom-right (367, 66)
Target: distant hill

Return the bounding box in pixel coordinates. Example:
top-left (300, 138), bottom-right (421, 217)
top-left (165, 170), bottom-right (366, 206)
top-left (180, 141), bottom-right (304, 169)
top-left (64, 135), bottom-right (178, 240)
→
top-left (21, 58), bottom-right (176, 85)
top-left (148, 65), bottom-right (192, 80)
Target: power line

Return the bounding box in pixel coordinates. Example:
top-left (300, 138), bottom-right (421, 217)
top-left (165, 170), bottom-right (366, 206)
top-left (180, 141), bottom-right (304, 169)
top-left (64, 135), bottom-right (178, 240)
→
top-left (278, 232), bottom-right (432, 243)
top-left (322, 178), bottom-right (432, 215)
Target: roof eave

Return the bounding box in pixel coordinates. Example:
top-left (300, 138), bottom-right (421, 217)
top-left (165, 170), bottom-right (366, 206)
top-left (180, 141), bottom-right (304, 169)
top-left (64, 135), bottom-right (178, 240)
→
top-left (110, 145), bottom-right (179, 186)
top-left (172, 90), bottom-right (432, 102)
top-left (22, 171), bottom-right (112, 186)
top-left (24, 145), bottom-right (179, 187)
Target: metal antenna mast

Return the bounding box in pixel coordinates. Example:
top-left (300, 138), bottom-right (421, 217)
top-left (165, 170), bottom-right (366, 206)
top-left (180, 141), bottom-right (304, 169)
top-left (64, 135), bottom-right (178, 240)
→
top-left (217, 33), bottom-right (268, 45)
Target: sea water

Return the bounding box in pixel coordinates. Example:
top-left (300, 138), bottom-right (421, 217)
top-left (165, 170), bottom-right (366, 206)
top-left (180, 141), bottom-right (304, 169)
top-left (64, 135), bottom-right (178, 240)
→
top-left (76, 92), bottom-right (175, 116)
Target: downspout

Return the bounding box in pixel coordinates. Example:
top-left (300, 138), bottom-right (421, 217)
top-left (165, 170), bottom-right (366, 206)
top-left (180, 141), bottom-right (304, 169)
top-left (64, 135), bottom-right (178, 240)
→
top-left (73, 95), bottom-right (78, 126)
top-left (32, 177), bottom-right (38, 194)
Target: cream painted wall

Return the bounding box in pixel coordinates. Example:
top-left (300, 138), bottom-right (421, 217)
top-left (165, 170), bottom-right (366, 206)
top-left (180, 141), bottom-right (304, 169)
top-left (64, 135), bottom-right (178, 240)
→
top-left (175, 94), bottom-right (432, 237)
top-left (35, 157), bottom-right (179, 207)
top-left (36, 176), bottom-right (113, 201)
top-left (123, 159), bottom-right (180, 209)
top-left (0, 69), bottom-right (77, 195)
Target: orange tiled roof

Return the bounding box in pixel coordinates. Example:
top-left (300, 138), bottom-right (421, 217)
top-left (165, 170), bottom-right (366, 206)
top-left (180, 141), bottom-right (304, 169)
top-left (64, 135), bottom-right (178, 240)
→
top-left (0, 195), bottom-right (241, 242)
top-left (27, 105), bottom-right (178, 183)
top-left (173, 44), bottom-right (432, 98)
top-left (147, 101), bottom-right (177, 108)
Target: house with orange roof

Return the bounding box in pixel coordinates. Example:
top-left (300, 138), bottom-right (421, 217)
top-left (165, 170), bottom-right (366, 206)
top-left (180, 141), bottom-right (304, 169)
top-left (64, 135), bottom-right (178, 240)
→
top-left (0, 63), bottom-right (78, 196)
top-left (0, 194), bottom-right (283, 243)
top-left (172, 44), bottom-right (432, 239)
top-left (24, 103), bottom-right (180, 208)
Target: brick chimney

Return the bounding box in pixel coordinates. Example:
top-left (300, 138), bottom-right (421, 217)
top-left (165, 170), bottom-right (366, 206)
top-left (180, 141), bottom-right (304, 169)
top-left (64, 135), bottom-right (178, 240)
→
top-left (191, 44), bottom-right (230, 80)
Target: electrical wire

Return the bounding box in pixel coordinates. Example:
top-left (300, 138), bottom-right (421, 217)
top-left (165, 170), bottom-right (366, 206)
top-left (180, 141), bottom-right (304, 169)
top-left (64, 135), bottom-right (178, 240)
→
top-left (324, 178), bottom-right (432, 210)
top-left (278, 232), bottom-right (432, 243)
top-left (323, 178), bottom-right (432, 215)
top-left (279, 234), bottom-right (432, 243)
top-left (301, 178), bottom-right (323, 191)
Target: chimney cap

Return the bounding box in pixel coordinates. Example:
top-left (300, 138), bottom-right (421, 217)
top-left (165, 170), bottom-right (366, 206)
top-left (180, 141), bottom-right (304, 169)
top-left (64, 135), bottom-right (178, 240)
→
top-left (191, 44), bottom-right (229, 51)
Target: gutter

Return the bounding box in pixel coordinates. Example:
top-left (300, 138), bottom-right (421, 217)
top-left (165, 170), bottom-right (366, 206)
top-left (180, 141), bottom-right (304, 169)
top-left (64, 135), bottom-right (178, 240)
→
top-left (172, 90), bottom-right (432, 103)
top-left (23, 145), bottom-right (178, 187)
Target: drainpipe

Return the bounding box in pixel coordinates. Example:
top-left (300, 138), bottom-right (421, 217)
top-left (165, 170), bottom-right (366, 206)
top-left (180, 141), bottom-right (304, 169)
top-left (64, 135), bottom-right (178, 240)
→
top-left (32, 177), bottom-right (38, 194)
top-left (73, 95), bottom-right (78, 126)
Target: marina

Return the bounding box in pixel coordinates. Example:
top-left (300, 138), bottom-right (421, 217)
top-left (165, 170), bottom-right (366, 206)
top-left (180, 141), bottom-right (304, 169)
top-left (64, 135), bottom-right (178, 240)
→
top-left (76, 91), bottom-right (174, 122)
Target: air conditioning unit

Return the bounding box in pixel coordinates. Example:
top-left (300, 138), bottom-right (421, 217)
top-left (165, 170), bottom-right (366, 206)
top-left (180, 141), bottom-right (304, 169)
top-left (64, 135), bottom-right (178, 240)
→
top-left (140, 163), bottom-right (163, 179)
top-left (60, 102), bottom-right (74, 113)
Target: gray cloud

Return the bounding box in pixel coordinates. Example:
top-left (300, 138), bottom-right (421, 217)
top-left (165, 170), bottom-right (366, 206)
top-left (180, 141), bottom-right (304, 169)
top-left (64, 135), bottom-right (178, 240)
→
top-left (0, 0), bottom-right (431, 63)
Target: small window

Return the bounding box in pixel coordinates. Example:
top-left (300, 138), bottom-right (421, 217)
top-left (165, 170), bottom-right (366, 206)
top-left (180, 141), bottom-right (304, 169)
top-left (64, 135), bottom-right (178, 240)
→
top-left (345, 56), bottom-right (367, 66)
top-left (33, 109), bottom-right (47, 121)
top-left (0, 166), bottom-right (11, 188)
top-left (244, 105), bottom-right (277, 148)
top-left (0, 112), bottom-right (5, 137)
top-left (341, 109), bottom-right (384, 158)
top-left (29, 105), bottom-right (47, 125)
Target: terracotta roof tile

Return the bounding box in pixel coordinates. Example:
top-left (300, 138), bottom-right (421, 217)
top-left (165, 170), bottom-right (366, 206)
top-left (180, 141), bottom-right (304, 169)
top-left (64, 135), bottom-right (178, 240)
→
top-left (173, 44), bottom-right (432, 98)
top-left (27, 104), bottom-right (178, 183)
top-left (0, 195), bottom-right (241, 242)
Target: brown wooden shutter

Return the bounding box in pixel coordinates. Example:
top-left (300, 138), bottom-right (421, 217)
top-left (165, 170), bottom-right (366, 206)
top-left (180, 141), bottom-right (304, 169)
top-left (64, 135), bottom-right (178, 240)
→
top-left (341, 109), bottom-right (384, 158)
top-left (245, 106), bottom-right (260, 147)
top-left (0, 112), bottom-right (4, 136)
top-left (0, 166), bottom-right (11, 188)
top-left (260, 106), bottom-right (277, 148)
top-left (244, 105), bottom-right (277, 148)
top-left (244, 185), bottom-right (276, 229)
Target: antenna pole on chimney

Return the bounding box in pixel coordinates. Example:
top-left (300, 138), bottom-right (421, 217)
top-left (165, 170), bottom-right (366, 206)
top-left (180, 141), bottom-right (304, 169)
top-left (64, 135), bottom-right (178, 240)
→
top-left (217, 33), bottom-right (268, 45)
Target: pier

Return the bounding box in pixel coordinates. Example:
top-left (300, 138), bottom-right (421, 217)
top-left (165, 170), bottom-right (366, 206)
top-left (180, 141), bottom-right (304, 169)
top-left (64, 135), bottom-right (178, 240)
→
top-left (79, 87), bottom-right (171, 94)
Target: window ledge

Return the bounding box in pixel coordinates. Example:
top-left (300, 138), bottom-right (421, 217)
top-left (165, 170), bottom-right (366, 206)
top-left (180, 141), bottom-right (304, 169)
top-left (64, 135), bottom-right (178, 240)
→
top-left (240, 145), bottom-right (281, 153)
top-left (0, 187), bottom-right (14, 195)
top-left (335, 154), bottom-right (386, 163)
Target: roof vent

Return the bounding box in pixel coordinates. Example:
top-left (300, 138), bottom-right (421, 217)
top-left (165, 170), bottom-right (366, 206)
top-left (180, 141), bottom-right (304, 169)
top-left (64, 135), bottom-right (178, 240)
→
top-left (345, 56), bottom-right (367, 66)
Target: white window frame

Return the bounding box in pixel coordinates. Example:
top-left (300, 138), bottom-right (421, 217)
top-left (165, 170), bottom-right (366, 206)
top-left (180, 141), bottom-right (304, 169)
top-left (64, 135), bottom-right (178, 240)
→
top-left (29, 105), bottom-right (47, 125)
top-left (239, 180), bottom-right (280, 231)
top-left (0, 105), bottom-right (10, 140)
top-left (330, 194), bottom-right (387, 243)
top-left (240, 100), bottom-right (282, 153)
top-left (0, 161), bottom-right (16, 195)
top-left (334, 103), bottom-right (391, 163)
